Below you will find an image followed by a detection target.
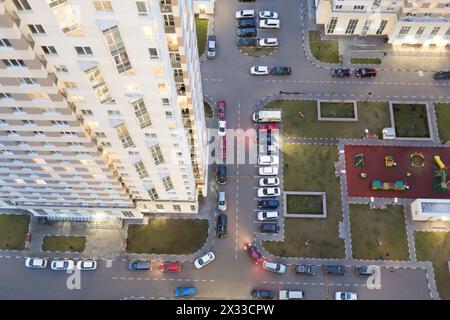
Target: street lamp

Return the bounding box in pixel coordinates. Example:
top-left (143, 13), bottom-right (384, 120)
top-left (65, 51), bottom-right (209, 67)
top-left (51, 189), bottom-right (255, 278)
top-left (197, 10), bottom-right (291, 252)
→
top-left (317, 45), bottom-right (321, 60)
top-left (365, 92), bottom-right (372, 102)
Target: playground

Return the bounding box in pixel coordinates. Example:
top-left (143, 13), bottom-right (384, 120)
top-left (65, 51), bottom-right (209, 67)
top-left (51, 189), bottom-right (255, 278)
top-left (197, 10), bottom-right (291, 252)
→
top-left (345, 145), bottom-right (450, 199)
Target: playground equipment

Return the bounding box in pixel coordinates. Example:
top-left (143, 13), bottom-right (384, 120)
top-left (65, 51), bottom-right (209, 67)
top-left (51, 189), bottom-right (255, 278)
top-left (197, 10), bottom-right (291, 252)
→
top-left (434, 156), bottom-right (445, 170)
top-left (371, 180), bottom-right (409, 191)
top-left (410, 152), bottom-right (425, 167)
top-left (385, 155), bottom-right (397, 167)
top-left (354, 154), bottom-right (365, 167)
top-left (433, 156), bottom-right (450, 192)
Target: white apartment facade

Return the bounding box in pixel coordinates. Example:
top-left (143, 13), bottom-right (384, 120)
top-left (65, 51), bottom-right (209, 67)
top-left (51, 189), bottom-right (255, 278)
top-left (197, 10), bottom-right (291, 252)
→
top-left (316, 0), bottom-right (450, 46)
top-left (0, 0), bottom-right (207, 221)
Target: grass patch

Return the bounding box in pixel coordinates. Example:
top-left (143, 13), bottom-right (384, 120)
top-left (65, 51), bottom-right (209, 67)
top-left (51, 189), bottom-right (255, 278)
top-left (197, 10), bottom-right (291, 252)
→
top-left (0, 215), bottom-right (30, 250)
top-left (320, 102), bottom-right (355, 118)
top-left (434, 103), bottom-right (450, 141)
top-left (286, 195), bottom-right (323, 214)
top-left (263, 145), bottom-right (344, 258)
top-left (350, 204), bottom-right (409, 260)
top-left (204, 100), bottom-right (213, 118)
top-left (127, 218), bottom-right (208, 254)
top-left (240, 47), bottom-right (276, 57)
top-left (309, 30), bottom-right (339, 63)
top-left (266, 100), bottom-right (390, 138)
top-left (415, 232), bottom-right (450, 300)
top-left (393, 103), bottom-right (430, 138)
top-left (195, 15), bottom-right (208, 56)
top-left (42, 236), bottom-right (86, 252)
top-left (351, 57), bottom-right (382, 65)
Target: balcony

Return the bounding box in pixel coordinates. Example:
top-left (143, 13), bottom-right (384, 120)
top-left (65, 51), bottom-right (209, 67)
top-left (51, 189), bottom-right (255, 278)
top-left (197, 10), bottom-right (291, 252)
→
top-left (160, 4), bottom-right (172, 13)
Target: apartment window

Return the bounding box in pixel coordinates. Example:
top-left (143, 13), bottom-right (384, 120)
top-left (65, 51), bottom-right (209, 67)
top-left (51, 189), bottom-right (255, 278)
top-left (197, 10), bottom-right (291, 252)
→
top-left (149, 48), bottom-right (159, 59)
top-left (376, 20), bottom-right (388, 35)
top-left (162, 98), bottom-right (170, 106)
top-left (345, 19), bottom-right (359, 34)
top-left (430, 27), bottom-right (440, 36)
top-left (41, 46), bottom-right (57, 55)
top-left (0, 119), bottom-right (6, 124)
top-left (34, 131), bottom-right (45, 136)
top-left (170, 52), bottom-right (180, 63)
top-left (136, 2), bottom-right (149, 16)
top-left (326, 17), bottom-right (338, 34)
top-left (173, 205), bottom-right (181, 212)
top-left (165, 111), bottom-right (173, 118)
top-left (85, 66), bottom-right (115, 104)
top-left (93, 1), bottom-right (113, 12)
top-left (163, 14), bottom-right (175, 27)
top-left (23, 120), bottom-right (35, 125)
top-left (18, 77), bottom-right (38, 85)
top-left (64, 81), bottom-right (78, 89)
top-left (148, 188), bottom-right (159, 200)
top-left (445, 27), bottom-right (450, 39)
top-left (399, 26), bottom-right (411, 35)
top-left (415, 27), bottom-right (425, 38)
top-left (28, 24), bottom-right (46, 34)
top-left (156, 204), bottom-right (164, 210)
top-left (95, 132), bottom-right (106, 138)
top-left (51, 120), bottom-right (69, 126)
top-left (115, 123), bottom-right (135, 148)
top-left (101, 142), bottom-right (112, 147)
top-left (353, 5), bottom-right (365, 10)
top-left (150, 144), bottom-right (164, 165)
top-left (107, 110), bottom-right (121, 116)
top-left (424, 13), bottom-right (432, 17)
top-left (335, 5), bottom-right (342, 9)
top-left (55, 64), bottom-right (68, 73)
top-left (132, 99), bottom-right (152, 128)
top-left (176, 83), bottom-right (186, 95)
top-left (0, 39), bottom-right (12, 48)
top-left (190, 205), bottom-right (195, 212)
top-left (2, 59), bottom-right (25, 67)
top-left (173, 68), bottom-right (183, 78)
top-left (0, 93), bottom-right (12, 100)
top-left (162, 176), bottom-right (173, 191)
top-left (406, 12), bottom-right (416, 17)
top-left (81, 109), bottom-right (93, 116)
top-left (102, 26), bottom-right (133, 74)
top-left (134, 160), bottom-right (148, 179)
top-left (13, 0), bottom-right (31, 10)
top-left (373, 0), bottom-right (381, 7)
top-left (75, 46), bottom-right (93, 55)
top-left (161, 0), bottom-right (171, 4)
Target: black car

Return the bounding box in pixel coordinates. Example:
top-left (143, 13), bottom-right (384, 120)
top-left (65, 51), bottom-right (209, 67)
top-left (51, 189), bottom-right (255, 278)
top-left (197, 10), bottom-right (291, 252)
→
top-left (260, 222), bottom-right (279, 234)
top-left (356, 266), bottom-right (375, 275)
top-left (217, 164), bottom-right (226, 185)
top-left (324, 265), bottom-right (346, 275)
top-left (215, 213), bottom-right (227, 238)
top-left (331, 68), bottom-right (351, 78)
top-left (355, 68), bottom-right (376, 78)
top-left (237, 27), bottom-right (257, 37)
top-left (434, 71), bottom-right (450, 80)
top-left (237, 18), bottom-right (257, 29)
top-left (295, 265), bottom-right (316, 275)
top-left (251, 289), bottom-right (274, 299)
top-left (237, 37), bottom-right (257, 47)
top-left (271, 66), bottom-right (291, 75)
top-left (258, 199), bottom-right (279, 209)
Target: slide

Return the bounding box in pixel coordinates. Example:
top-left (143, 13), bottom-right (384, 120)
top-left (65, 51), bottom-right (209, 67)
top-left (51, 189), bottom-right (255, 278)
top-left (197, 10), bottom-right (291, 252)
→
top-left (434, 156), bottom-right (446, 170)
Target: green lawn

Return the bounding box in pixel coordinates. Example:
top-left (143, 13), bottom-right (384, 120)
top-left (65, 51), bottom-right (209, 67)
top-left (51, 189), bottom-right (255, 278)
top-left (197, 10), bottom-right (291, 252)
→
top-left (204, 100), bottom-right (213, 118)
top-left (309, 30), bottom-right (339, 63)
top-left (266, 100), bottom-right (390, 138)
top-left (42, 236), bottom-right (86, 252)
top-left (350, 205), bottom-right (409, 260)
top-left (351, 57), bottom-right (382, 65)
top-left (241, 47), bottom-right (276, 57)
top-left (320, 102), bottom-right (355, 118)
top-left (286, 194), bottom-right (323, 215)
top-left (195, 15), bottom-right (208, 56)
top-left (393, 103), bottom-right (430, 138)
top-left (0, 215), bottom-right (30, 250)
top-left (127, 218), bottom-right (208, 254)
top-left (415, 232), bottom-right (450, 300)
top-left (263, 145), bottom-right (344, 258)
top-left (434, 103), bottom-right (450, 141)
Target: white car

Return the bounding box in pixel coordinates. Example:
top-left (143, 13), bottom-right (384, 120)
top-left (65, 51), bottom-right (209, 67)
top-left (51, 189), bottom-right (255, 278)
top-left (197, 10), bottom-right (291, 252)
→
top-left (50, 259), bottom-right (74, 271)
top-left (262, 261), bottom-right (286, 274)
top-left (259, 166), bottom-right (279, 176)
top-left (236, 9), bottom-right (255, 19)
top-left (259, 11), bottom-right (279, 19)
top-left (257, 211), bottom-right (279, 221)
top-left (335, 292), bottom-right (358, 300)
top-left (259, 177), bottom-right (280, 187)
top-left (259, 144), bottom-right (278, 154)
top-left (258, 38), bottom-right (279, 47)
top-left (259, 19), bottom-right (280, 29)
top-left (258, 155), bottom-right (279, 165)
top-left (250, 66), bottom-right (270, 75)
top-left (25, 258), bottom-right (48, 269)
top-left (194, 252), bottom-right (215, 269)
top-left (258, 187), bottom-right (281, 197)
top-left (76, 260), bottom-right (97, 271)
top-left (218, 120), bottom-right (226, 136)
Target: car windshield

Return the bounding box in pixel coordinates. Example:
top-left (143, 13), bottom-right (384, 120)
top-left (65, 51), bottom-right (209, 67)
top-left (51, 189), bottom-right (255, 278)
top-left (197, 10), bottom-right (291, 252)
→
top-left (341, 293), bottom-right (347, 299)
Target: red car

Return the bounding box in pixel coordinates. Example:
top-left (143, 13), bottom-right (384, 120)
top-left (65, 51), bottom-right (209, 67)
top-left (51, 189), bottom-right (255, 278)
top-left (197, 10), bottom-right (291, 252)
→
top-left (244, 243), bottom-right (263, 264)
top-left (267, 124), bottom-right (279, 131)
top-left (355, 68), bottom-right (376, 78)
top-left (161, 261), bottom-right (182, 273)
top-left (217, 101), bottom-right (225, 119)
top-left (258, 124), bottom-right (267, 132)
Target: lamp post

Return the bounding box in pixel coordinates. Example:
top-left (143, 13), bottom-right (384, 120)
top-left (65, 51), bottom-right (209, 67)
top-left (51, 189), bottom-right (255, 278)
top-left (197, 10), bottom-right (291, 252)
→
top-left (316, 45), bottom-right (321, 60)
top-left (365, 92), bottom-right (372, 102)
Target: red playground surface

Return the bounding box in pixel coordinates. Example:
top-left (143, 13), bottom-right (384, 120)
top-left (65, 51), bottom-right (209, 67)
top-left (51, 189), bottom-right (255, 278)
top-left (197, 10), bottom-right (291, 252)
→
top-left (345, 145), bottom-right (450, 199)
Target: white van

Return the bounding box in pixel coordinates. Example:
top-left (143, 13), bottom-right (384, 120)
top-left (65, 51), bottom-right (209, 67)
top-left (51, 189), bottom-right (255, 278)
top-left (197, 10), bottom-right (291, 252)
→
top-left (252, 111), bottom-right (281, 123)
top-left (258, 155), bottom-right (279, 166)
top-left (279, 290), bottom-right (304, 300)
top-left (257, 211), bottom-right (279, 221)
top-left (217, 191), bottom-right (226, 211)
top-left (259, 166), bottom-right (279, 176)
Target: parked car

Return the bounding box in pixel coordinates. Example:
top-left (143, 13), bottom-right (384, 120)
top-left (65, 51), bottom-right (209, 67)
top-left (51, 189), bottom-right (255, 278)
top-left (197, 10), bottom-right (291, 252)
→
top-left (51, 259), bottom-right (74, 271)
top-left (331, 68), bottom-right (351, 78)
top-left (258, 199), bottom-right (279, 209)
top-left (194, 252), bottom-right (215, 269)
top-left (238, 0), bottom-right (255, 2)
top-left (76, 260), bottom-right (97, 271)
top-left (335, 292), bottom-right (358, 300)
top-left (217, 101), bottom-right (225, 119)
top-left (355, 68), bottom-right (376, 78)
top-left (295, 265), bottom-right (316, 275)
top-left (237, 27), bottom-right (257, 37)
top-left (324, 265), bottom-right (346, 275)
top-left (218, 120), bottom-right (226, 136)
top-left (259, 11), bottom-right (279, 19)
top-left (237, 37), bottom-right (257, 47)
top-left (215, 213), bottom-right (227, 238)
top-left (258, 38), bottom-right (279, 47)
top-left (279, 290), bottom-right (304, 300)
top-left (259, 19), bottom-right (280, 29)
top-left (259, 166), bottom-right (279, 176)
top-left (218, 137), bottom-right (226, 160)
top-left (217, 164), bottom-right (226, 185)
top-left (128, 260), bottom-right (152, 271)
top-left (237, 18), bottom-right (257, 29)
top-left (271, 66), bottom-right (291, 75)
top-left (258, 155), bottom-right (279, 165)
top-left (356, 266), bottom-right (375, 275)
top-left (250, 66), bottom-right (270, 75)
top-left (256, 211), bottom-right (279, 221)
top-left (207, 35), bottom-right (216, 59)
top-left (257, 187), bottom-right (281, 197)
top-left (217, 191), bottom-right (227, 211)
top-left (262, 261), bottom-right (286, 273)
top-left (161, 261), bottom-right (182, 273)
top-left (434, 71), bottom-right (450, 80)
top-left (244, 242), bottom-right (263, 264)
top-left (235, 9), bottom-right (255, 19)
top-left (259, 177), bottom-right (280, 187)
top-left (25, 258), bottom-right (48, 269)
top-left (175, 287), bottom-right (197, 297)
top-left (259, 144), bottom-right (277, 155)
top-left (260, 222), bottom-right (279, 234)
top-left (251, 289), bottom-right (274, 299)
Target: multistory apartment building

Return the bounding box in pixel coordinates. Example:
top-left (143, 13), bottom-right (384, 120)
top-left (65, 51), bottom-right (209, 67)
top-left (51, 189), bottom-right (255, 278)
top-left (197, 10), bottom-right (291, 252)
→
top-left (316, 0), bottom-right (450, 46)
top-left (0, 0), bottom-right (207, 221)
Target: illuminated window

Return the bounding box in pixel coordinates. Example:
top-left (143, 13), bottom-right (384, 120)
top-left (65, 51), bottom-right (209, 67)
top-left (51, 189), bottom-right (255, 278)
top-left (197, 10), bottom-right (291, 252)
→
top-left (35, 179), bottom-right (47, 185)
top-left (143, 25), bottom-right (155, 39)
top-left (93, 0), bottom-right (112, 12)
top-left (102, 26), bottom-right (133, 74)
top-left (158, 83), bottom-right (167, 93)
top-left (14, 179), bottom-right (25, 184)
